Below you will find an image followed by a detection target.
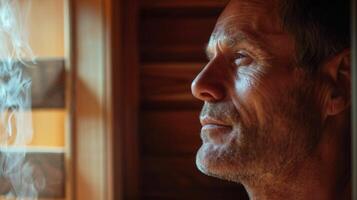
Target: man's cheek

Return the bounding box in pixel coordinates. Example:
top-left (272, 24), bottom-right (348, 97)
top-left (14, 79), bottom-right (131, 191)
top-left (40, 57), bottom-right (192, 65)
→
top-left (233, 65), bottom-right (273, 100)
top-left (232, 68), bottom-right (271, 126)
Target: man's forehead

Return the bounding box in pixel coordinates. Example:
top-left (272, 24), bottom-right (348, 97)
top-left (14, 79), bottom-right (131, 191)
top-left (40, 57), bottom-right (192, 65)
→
top-left (206, 0), bottom-right (294, 61)
top-left (216, 0), bottom-right (282, 35)
top-left (207, 25), bottom-right (250, 50)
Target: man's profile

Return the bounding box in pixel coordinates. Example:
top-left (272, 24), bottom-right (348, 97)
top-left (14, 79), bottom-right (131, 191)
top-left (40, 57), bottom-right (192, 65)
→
top-left (191, 0), bottom-right (351, 199)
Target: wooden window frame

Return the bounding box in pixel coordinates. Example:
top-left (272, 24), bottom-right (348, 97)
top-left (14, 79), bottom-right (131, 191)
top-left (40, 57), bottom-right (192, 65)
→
top-left (68, 0), bottom-right (140, 199)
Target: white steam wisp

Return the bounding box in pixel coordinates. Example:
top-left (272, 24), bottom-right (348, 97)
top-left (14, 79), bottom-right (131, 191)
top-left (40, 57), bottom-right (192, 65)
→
top-left (0, 0), bottom-right (42, 199)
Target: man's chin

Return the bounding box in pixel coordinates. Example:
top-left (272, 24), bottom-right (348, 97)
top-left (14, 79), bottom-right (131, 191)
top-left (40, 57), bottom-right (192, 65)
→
top-left (196, 143), bottom-right (258, 184)
top-left (195, 145), bottom-right (210, 174)
top-left (195, 143), bottom-right (238, 180)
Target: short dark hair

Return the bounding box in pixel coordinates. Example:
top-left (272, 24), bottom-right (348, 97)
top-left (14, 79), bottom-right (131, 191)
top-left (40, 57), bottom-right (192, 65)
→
top-left (279, 0), bottom-right (350, 72)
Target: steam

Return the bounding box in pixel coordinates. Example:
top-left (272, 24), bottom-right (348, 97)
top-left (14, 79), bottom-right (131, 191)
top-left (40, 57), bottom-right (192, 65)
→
top-left (0, 0), bottom-right (41, 199)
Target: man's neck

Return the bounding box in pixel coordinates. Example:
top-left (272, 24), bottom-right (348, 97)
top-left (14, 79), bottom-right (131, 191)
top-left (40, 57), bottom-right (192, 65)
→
top-left (243, 129), bottom-right (351, 200)
top-left (243, 160), bottom-right (350, 200)
top-left (244, 171), bottom-right (350, 200)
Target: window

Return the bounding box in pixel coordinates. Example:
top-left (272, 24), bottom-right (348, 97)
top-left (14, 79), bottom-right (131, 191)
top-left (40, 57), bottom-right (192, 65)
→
top-left (0, 0), bottom-right (67, 199)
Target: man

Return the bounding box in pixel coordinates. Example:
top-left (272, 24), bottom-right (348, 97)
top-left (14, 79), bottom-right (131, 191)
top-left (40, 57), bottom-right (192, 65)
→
top-left (191, 0), bottom-right (351, 199)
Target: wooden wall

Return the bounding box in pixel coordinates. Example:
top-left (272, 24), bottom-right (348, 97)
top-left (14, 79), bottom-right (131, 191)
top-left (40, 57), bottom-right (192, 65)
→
top-left (28, 0), bottom-right (65, 58)
top-left (138, 0), bottom-right (249, 199)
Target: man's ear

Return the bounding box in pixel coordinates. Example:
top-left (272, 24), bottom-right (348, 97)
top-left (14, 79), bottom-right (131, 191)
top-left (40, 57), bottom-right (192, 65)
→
top-left (322, 49), bottom-right (351, 116)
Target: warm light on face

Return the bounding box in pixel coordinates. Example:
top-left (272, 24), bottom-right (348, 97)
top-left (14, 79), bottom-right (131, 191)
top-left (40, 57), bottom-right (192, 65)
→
top-left (192, 0), bottom-right (323, 186)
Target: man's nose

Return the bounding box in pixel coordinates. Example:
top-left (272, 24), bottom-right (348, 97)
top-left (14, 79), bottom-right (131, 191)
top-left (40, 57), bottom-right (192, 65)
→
top-left (191, 59), bottom-right (226, 102)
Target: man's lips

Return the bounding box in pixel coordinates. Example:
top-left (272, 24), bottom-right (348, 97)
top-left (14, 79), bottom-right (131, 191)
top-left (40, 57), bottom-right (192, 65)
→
top-left (200, 117), bottom-right (231, 127)
top-left (201, 124), bottom-right (231, 130)
top-left (200, 117), bottom-right (232, 144)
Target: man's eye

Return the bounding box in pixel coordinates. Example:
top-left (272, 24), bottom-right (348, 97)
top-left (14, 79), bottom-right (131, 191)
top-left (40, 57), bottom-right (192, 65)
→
top-left (235, 52), bottom-right (247, 59)
top-left (233, 52), bottom-right (252, 66)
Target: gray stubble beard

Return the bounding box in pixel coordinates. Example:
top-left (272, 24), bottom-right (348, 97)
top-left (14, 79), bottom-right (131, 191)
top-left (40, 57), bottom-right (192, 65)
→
top-left (196, 75), bottom-right (322, 187)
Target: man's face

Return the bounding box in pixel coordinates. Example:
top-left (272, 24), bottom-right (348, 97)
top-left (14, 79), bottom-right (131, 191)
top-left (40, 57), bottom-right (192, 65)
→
top-left (191, 0), bottom-right (323, 184)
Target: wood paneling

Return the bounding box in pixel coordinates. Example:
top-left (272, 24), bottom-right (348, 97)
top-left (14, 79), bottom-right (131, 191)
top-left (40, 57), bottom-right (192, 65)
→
top-left (140, 7), bottom-right (220, 62)
top-left (27, 59), bottom-right (65, 108)
top-left (0, 59), bottom-right (65, 108)
top-left (31, 109), bottom-right (65, 147)
top-left (28, 0), bottom-right (64, 58)
top-left (0, 149), bottom-right (65, 198)
top-left (140, 110), bottom-right (201, 156)
top-left (141, 63), bottom-right (202, 110)
top-left (110, 0), bottom-right (141, 199)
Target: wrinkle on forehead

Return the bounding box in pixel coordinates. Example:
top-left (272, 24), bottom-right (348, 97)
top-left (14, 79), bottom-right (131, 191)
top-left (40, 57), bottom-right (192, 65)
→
top-left (205, 0), bottom-right (296, 66)
top-left (210, 28), bottom-right (246, 49)
top-left (218, 0), bottom-right (282, 34)
top-left (205, 0), bottom-right (294, 60)
top-left (206, 23), bottom-right (275, 61)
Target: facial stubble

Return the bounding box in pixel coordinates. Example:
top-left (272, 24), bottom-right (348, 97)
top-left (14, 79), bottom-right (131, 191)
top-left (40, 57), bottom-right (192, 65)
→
top-left (196, 74), bottom-right (322, 186)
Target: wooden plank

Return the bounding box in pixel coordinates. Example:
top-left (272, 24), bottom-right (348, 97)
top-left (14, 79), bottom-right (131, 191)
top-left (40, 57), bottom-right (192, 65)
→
top-left (140, 45), bottom-right (208, 63)
top-left (28, 0), bottom-right (65, 58)
top-left (30, 109), bottom-right (65, 147)
top-left (140, 63), bottom-right (203, 110)
top-left (0, 59), bottom-right (65, 108)
top-left (27, 59), bottom-right (65, 108)
top-left (71, 0), bottom-right (111, 199)
top-left (139, 10), bottom-right (219, 62)
top-left (141, 0), bottom-right (228, 9)
top-left (109, 0), bottom-right (141, 199)
top-left (141, 156), bottom-right (248, 199)
top-left (0, 149), bottom-right (65, 198)
top-left (140, 110), bottom-right (201, 156)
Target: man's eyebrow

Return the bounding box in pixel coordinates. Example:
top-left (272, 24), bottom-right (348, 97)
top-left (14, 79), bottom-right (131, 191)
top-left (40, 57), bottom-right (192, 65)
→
top-left (205, 30), bottom-right (270, 59)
